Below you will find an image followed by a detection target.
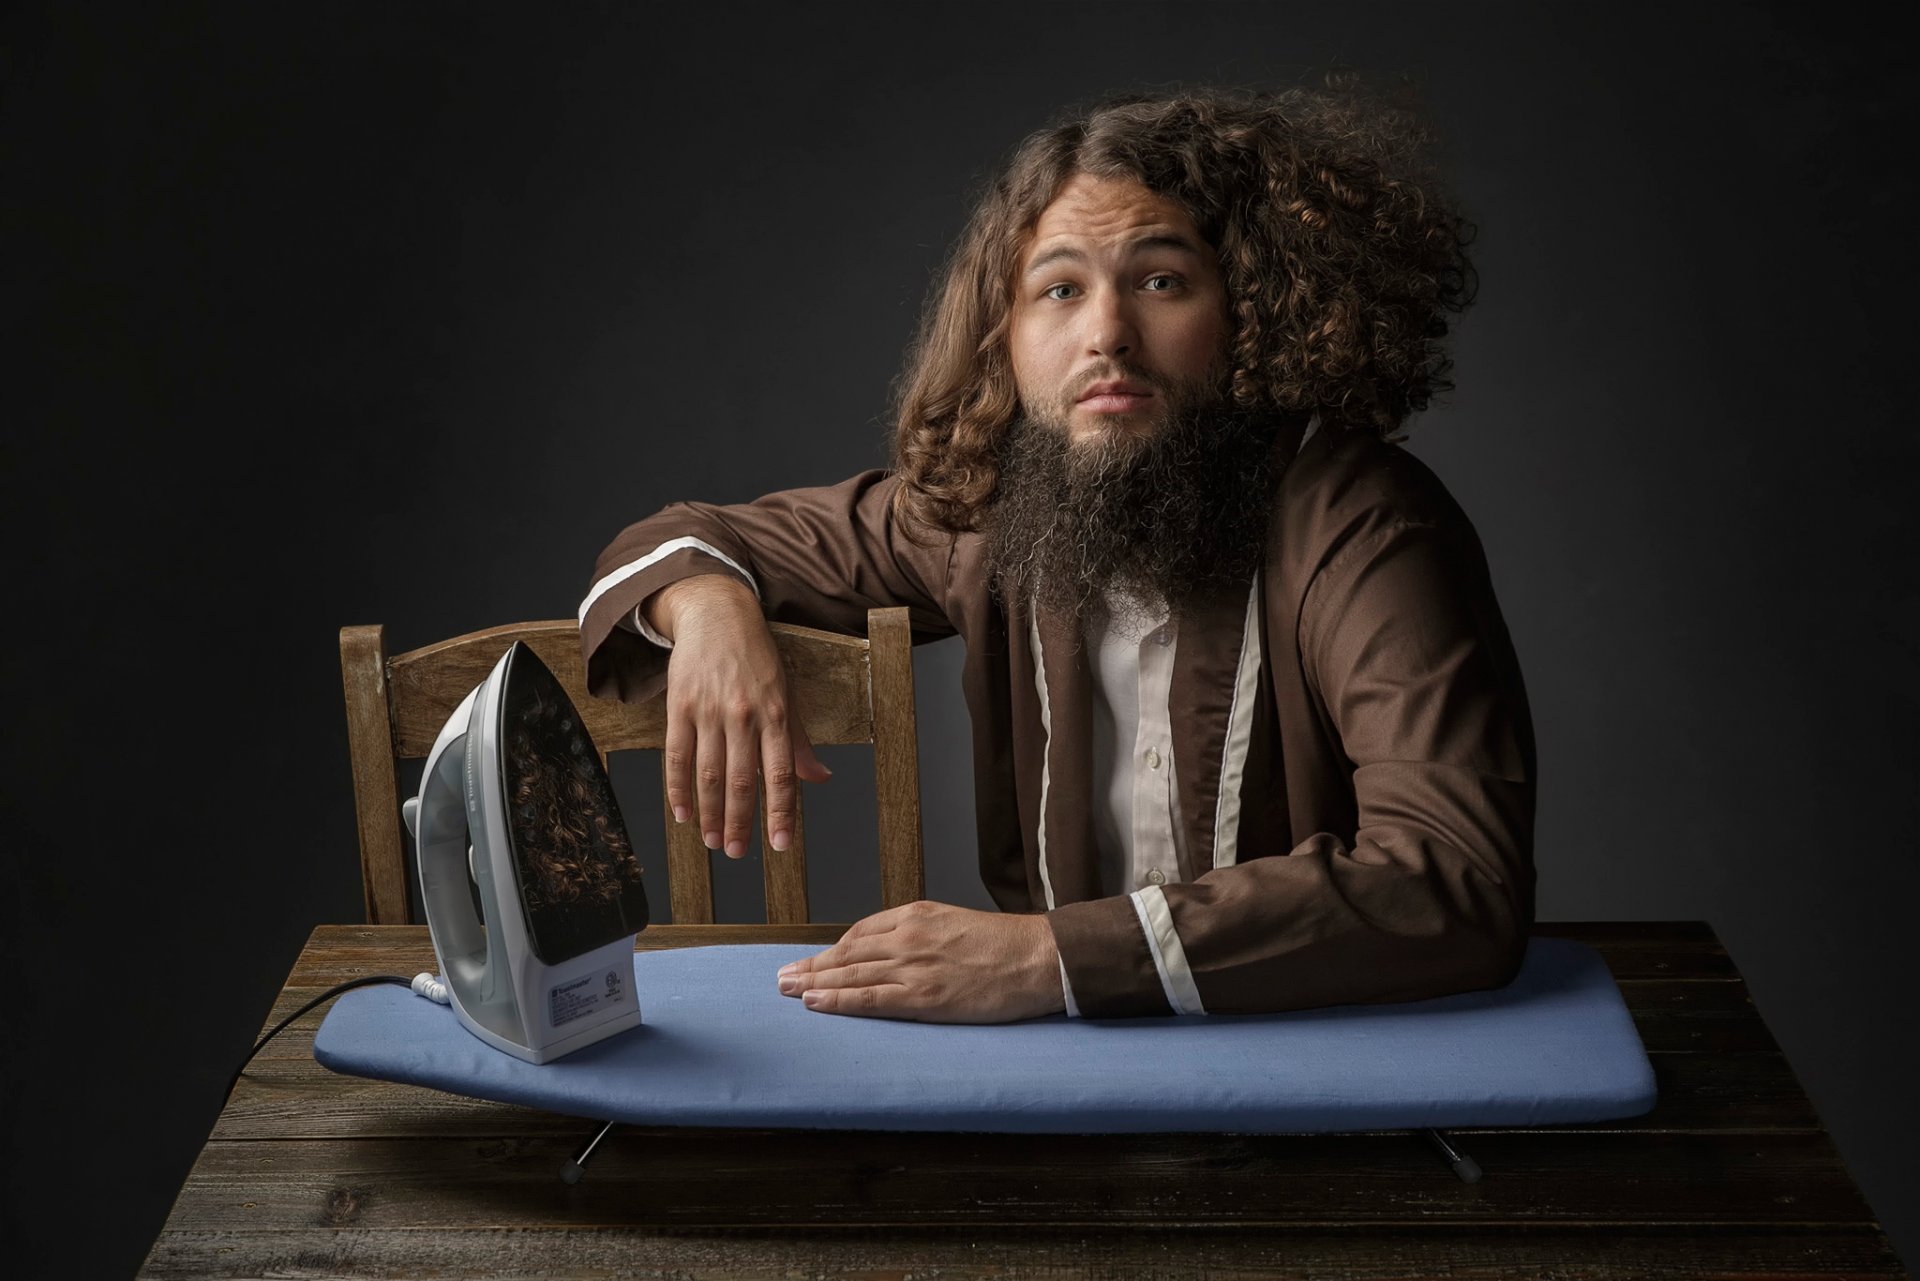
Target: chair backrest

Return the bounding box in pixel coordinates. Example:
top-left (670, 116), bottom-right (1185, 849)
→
top-left (339, 610), bottom-right (923, 927)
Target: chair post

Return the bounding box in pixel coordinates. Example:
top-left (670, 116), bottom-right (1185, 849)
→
top-left (340, 625), bottom-right (411, 924)
top-left (866, 607), bottom-right (924, 908)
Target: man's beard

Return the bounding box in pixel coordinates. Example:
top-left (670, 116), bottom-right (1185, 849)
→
top-left (981, 376), bottom-right (1291, 633)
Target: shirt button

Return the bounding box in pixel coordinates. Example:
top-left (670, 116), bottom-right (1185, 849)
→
top-left (1146, 868), bottom-right (1166, 886)
top-left (1145, 748), bottom-right (1161, 770)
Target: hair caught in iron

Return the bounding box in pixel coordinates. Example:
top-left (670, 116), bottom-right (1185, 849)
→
top-left (504, 682), bottom-right (648, 963)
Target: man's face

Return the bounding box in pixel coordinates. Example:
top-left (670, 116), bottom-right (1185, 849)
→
top-left (989, 172), bottom-right (1283, 622)
top-left (1009, 172), bottom-right (1232, 448)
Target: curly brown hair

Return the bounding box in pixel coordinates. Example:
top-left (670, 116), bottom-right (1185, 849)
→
top-left (889, 74), bottom-right (1479, 535)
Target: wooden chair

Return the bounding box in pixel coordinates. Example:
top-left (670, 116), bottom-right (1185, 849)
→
top-left (339, 611), bottom-right (924, 927)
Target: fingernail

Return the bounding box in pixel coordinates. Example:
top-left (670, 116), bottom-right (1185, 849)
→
top-left (725, 839), bottom-right (745, 859)
top-left (704, 831), bottom-right (720, 850)
top-left (778, 975), bottom-right (800, 994)
top-left (777, 962), bottom-right (797, 977)
top-left (673, 806), bottom-right (688, 823)
top-left (771, 829), bottom-right (789, 852)
top-left (802, 990), bottom-right (822, 1007)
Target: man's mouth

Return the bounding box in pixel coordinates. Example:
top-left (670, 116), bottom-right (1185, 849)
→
top-left (1077, 381), bottom-right (1155, 413)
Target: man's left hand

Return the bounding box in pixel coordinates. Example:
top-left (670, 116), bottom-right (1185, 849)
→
top-left (776, 901), bottom-right (1066, 1023)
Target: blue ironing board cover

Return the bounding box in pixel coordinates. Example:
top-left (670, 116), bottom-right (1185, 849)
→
top-left (313, 937), bottom-right (1656, 1133)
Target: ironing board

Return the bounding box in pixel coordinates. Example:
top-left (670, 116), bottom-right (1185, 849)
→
top-left (314, 935), bottom-right (1656, 1181)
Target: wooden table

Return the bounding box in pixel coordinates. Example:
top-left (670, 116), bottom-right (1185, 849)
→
top-left (141, 921), bottom-right (1909, 1279)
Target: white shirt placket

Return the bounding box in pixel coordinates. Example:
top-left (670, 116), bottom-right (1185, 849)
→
top-left (1130, 618), bottom-right (1186, 891)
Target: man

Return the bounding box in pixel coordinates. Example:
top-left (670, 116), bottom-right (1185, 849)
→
top-left (577, 83), bottom-right (1536, 1023)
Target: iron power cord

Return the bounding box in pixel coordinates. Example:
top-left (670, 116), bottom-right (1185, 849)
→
top-left (223, 974), bottom-right (416, 1101)
top-left (221, 971), bottom-right (611, 1184)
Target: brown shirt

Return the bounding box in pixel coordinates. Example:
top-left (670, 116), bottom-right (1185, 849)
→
top-left (578, 419), bottom-right (1537, 1018)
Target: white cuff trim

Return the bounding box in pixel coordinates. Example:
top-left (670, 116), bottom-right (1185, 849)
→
top-left (577, 537), bottom-right (761, 636)
top-left (1129, 885), bottom-right (1207, 1015)
top-left (1058, 954), bottom-right (1080, 1019)
top-left (630, 604), bottom-right (675, 649)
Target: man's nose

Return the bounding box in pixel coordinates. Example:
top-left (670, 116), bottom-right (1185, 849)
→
top-left (1084, 289), bottom-right (1140, 359)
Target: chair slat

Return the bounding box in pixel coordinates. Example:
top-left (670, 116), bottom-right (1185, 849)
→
top-left (868, 608), bottom-right (925, 909)
top-left (386, 623), bottom-right (637, 758)
top-left (761, 792), bottom-right (810, 925)
top-left (660, 758), bottom-right (717, 926)
top-left (774, 632), bottom-right (874, 747)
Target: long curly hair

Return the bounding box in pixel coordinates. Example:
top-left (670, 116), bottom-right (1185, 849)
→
top-left (890, 74), bottom-right (1479, 535)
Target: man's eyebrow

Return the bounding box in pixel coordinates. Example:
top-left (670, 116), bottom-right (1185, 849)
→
top-left (1020, 233), bottom-right (1210, 280)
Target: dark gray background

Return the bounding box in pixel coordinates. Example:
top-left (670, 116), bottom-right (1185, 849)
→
top-left (3, 1), bottom-right (1913, 1274)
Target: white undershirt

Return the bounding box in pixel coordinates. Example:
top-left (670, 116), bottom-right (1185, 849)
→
top-left (1085, 588), bottom-right (1189, 898)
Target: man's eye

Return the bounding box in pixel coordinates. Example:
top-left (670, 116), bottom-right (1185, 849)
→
top-left (1044, 283), bottom-right (1078, 301)
top-left (1143, 274), bottom-right (1181, 292)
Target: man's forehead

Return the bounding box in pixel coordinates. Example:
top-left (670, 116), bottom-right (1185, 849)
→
top-left (1022, 173), bottom-right (1209, 269)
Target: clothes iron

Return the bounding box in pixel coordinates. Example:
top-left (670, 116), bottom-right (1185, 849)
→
top-left (401, 640), bottom-right (649, 1063)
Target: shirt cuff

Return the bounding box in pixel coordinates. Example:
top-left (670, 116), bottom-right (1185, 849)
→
top-left (1058, 954), bottom-right (1080, 1018)
top-left (630, 603), bottom-right (676, 649)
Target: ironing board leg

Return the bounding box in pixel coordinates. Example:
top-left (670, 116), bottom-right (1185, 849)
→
top-left (1420, 1127), bottom-right (1482, 1183)
top-left (566, 1121), bottom-right (1484, 1183)
top-left (565, 1122), bottom-right (1482, 1184)
top-left (561, 1119), bottom-right (618, 1184)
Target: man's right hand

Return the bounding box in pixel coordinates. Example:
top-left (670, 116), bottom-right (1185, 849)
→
top-left (642, 575), bottom-right (831, 859)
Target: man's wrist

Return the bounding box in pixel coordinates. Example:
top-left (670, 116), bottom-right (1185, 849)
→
top-left (641, 573), bottom-right (755, 642)
top-left (1033, 915), bottom-right (1067, 1016)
